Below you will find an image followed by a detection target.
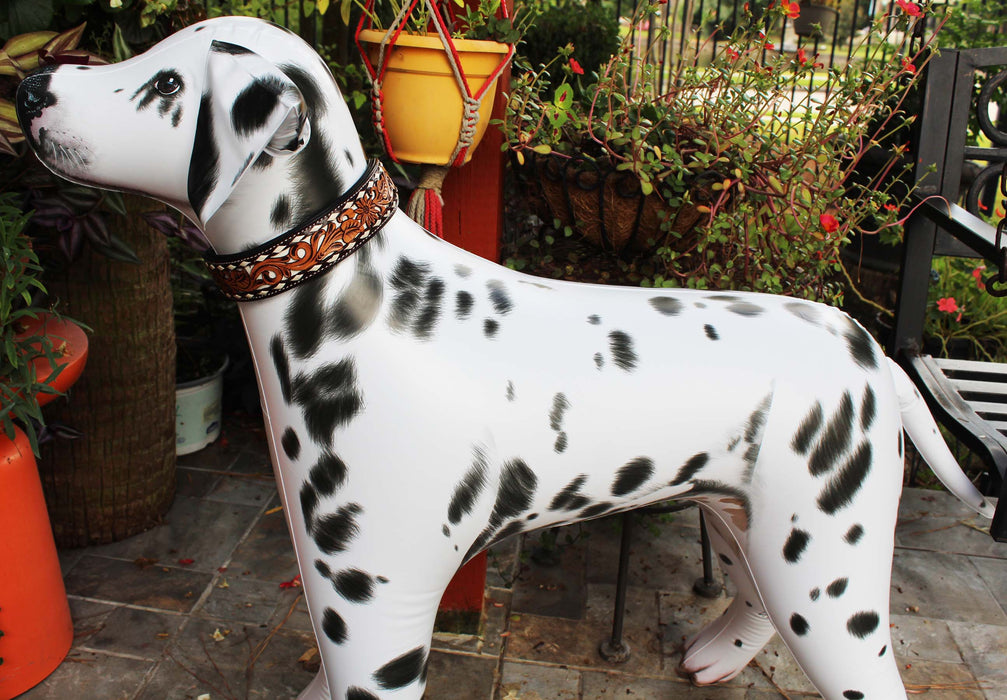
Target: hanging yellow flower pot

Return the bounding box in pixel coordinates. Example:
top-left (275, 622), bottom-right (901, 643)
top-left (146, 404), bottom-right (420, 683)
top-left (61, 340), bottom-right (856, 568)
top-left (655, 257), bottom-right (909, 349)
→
top-left (358, 29), bottom-right (511, 166)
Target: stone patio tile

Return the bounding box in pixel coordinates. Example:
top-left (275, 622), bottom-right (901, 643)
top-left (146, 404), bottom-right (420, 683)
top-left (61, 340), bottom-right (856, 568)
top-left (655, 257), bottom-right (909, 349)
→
top-left (947, 620), bottom-right (1007, 700)
top-left (67, 597), bottom-right (118, 646)
top-left (890, 549), bottom-right (1007, 625)
top-left (16, 650), bottom-right (153, 700)
top-left (658, 588), bottom-right (732, 660)
top-left (226, 501), bottom-right (301, 583)
top-left (889, 614), bottom-right (964, 664)
top-left (77, 604), bottom-right (184, 660)
top-left (498, 660), bottom-right (580, 699)
top-left (971, 555), bottom-right (1007, 617)
top-left (896, 490), bottom-right (1003, 558)
top-left (486, 534), bottom-right (523, 589)
top-left (177, 431), bottom-right (242, 471)
top-left (228, 446), bottom-right (274, 475)
top-left (581, 669), bottom-right (768, 698)
top-left (266, 589), bottom-right (315, 633)
top-left (84, 495), bottom-right (265, 572)
top-left (506, 583), bottom-right (667, 679)
top-left (478, 587), bottom-right (513, 658)
top-left (204, 471), bottom-right (277, 506)
top-left (511, 530), bottom-right (587, 619)
top-left (63, 555), bottom-right (214, 613)
top-left (424, 650), bottom-right (497, 700)
top-left (897, 658), bottom-right (985, 699)
top-left (196, 573), bottom-right (297, 625)
top-left (174, 466), bottom-right (221, 499)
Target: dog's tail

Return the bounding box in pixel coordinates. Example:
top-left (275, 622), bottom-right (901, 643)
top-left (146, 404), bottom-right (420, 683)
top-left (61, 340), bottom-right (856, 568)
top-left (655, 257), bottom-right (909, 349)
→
top-left (888, 357), bottom-right (996, 518)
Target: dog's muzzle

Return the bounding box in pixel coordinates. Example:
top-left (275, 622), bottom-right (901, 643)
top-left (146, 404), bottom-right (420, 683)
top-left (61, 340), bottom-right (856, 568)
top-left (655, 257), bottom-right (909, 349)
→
top-left (16, 67), bottom-right (58, 134)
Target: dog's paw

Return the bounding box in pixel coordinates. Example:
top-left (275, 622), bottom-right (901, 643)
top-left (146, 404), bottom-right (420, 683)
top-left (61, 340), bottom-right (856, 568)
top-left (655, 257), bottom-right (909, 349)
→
top-left (680, 600), bottom-right (775, 684)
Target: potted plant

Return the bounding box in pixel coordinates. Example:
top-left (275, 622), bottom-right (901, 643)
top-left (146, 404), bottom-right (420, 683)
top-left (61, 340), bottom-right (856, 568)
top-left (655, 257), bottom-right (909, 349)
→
top-left (503, 0), bottom-right (938, 303)
top-left (792, 0), bottom-right (839, 38)
top-left (0, 192), bottom-right (87, 698)
top-left (355, 0), bottom-right (531, 166)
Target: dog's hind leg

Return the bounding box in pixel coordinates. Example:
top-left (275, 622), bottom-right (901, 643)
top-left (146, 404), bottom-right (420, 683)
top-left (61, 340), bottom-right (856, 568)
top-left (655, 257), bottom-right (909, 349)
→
top-left (680, 504), bottom-right (776, 684)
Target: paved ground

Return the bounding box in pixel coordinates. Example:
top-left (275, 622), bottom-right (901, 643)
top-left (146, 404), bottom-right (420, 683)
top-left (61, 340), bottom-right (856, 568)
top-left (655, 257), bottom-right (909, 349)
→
top-left (18, 413), bottom-right (1007, 699)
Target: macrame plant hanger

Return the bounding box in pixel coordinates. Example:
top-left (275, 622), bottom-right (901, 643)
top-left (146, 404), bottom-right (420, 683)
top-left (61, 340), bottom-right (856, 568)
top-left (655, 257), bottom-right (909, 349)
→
top-left (355, 0), bottom-right (515, 237)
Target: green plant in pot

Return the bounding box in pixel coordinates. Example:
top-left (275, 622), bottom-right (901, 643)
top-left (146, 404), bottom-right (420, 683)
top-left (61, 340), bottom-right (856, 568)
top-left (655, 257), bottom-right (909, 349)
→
top-left (504, 1), bottom-right (937, 304)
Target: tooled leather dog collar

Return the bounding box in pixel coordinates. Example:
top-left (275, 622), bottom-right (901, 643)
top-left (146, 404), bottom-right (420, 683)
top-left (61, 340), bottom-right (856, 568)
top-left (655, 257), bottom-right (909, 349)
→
top-left (204, 160), bottom-right (397, 302)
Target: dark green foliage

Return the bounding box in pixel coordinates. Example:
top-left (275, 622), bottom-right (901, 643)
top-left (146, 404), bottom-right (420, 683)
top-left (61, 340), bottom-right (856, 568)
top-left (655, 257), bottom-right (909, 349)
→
top-left (517, 0), bottom-right (619, 84)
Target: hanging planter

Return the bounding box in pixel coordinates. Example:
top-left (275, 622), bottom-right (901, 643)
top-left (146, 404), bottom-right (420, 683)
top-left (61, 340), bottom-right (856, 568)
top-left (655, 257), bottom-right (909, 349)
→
top-left (357, 30), bottom-right (510, 167)
top-left (356, 0), bottom-right (517, 235)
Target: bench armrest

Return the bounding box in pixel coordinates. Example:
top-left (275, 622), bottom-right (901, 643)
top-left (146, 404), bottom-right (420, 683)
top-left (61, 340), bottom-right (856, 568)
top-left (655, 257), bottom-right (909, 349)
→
top-left (910, 192), bottom-right (1001, 261)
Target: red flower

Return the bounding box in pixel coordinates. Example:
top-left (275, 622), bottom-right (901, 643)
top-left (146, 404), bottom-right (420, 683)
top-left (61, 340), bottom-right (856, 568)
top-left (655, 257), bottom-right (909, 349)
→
top-left (796, 48), bottom-right (807, 64)
top-left (727, 47), bottom-right (740, 61)
top-left (569, 57), bottom-right (584, 75)
top-left (784, 1), bottom-right (801, 18)
top-left (819, 213), bottom-right (839, 233)
top-left (884, 203), bottom-right (898, 211)
top-left (280, 574), bottom-right (303, 589)
top-left (937, 297), bottom-right (959, 314)
top-left (973, 265), bottom-right (987, 290)
top-left (896, 0), bottom-right (923, 16)
top-left (901, 59), bottom-right (917, 74)
top-left (765, 42), bottom-right (776, 50)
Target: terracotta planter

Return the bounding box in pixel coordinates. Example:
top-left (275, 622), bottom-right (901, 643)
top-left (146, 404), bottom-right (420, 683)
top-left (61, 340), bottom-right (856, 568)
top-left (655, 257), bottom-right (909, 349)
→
top-left (358, 30), bottom-right (510, 165)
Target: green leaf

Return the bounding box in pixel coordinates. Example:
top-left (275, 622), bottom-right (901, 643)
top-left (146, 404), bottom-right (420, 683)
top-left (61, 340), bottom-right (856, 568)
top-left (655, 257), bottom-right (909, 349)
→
top-left (7, 0), bottom-right (54, 34)
top-left (553, 83), bottom-right (573, 110)
top-left (532, 144), bottom-right (552, 155)
top-left (112, 23), bottom-right (134, 63)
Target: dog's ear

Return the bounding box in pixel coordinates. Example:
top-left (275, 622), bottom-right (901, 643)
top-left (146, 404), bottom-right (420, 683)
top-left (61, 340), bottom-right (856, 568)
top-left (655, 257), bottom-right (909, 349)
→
top-left (188, 40), bottom-right (310, 224)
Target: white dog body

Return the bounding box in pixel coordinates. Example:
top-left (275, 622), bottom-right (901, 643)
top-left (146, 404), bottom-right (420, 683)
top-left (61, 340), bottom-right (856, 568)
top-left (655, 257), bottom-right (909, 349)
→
top-left (17, 17), bottom-right (994, 700)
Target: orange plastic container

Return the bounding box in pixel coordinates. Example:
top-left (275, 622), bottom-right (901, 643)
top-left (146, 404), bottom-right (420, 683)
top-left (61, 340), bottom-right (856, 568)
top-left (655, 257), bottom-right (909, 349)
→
top-left (0, 427), bottom-right (74, 699)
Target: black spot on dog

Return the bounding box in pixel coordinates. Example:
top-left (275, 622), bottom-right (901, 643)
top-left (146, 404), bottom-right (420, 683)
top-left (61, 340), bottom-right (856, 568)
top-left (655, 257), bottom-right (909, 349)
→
top-left (688, 480), bottom-right (752, 525)
top-left (455, 290), bottom-right (474, 319)
top-left (818, 442), bottom-right (872, 514)
top-left (719, 553), bottom-right (734, 567)
top-left (785, 301), bottom-right (820, 324)
top-left (649, 296), bottom-right (683, 316)
top-left (492, 459), bottom-right (537, 521)
top-left (454, 264), bottom-right (472, 278)
top-left (790, 613), bottom-right (810, 636)
top-left (549, 393), bottom-right (570, 431)
top-left (594, 352), bottom-right (604, 369)
top-left (279, 63), bottom-right (327, 118)
top-left (845, 523), bottom-right (865, 544)
top-left (860, 386), bottom-right (876, 431)
top-left (846, 611), bottom-right (879, 639)
top-left (253, 152), bottom-right (273, 170)
top-left (300, 482), bottom-right (319, 531)
top-left (843, 692), bottom-right (864, 700)
top-left (810, 587), bottom-right (821, 601)
top-left (313, 503), bottom-right (362, 554)
top-left (188, 94), bottom-right (220, 218)
top-left (745, 395), bottom-right (772, 443)
top-left (487, 280), bottom-right (513, 314)
top-left (783, 528), bottom-right (811, 563)
top-left (489, 520), bottom-right (525, 545)
top-left (611, 457), bottom-right (655, 496)
top-left (231, 76), bottom-right (285, 137)
top-left (326, 262), bottom-right (383, 341)
top-left (414, 277), bottom-right (444, 339)
top-left (899, 430), bottom-right (904, 458)
top-left (588, 314), bottom-right (601, 325)
top-left (608, 331), bottom-right (637, 370)
top-left (281, 427), bottom-right (300, 460)
top-left (727, 301), bottom-right (765, 316)
top-left (809, 392), bottom-right (854, 476)
top-left (506, 381), bottom-right (515, 401)
top-left (270, 194), bottom-right (292, 229)
top-left (291, 359), bottom-right (363, 446)
top-left (309, 452), bottom-right (347, 496)
top-left (284, 276), bottom-right (327, 358)
top-left (289, 129), bottom-right (343, 229)
top-left (844, 316), bottom-right (878, 369)
top-left (321, 607), bottom-right (347, 644)
top-left (670, 452), bottom-right (710, 486)
top-left (270, 335), bottom-right (292, 403)
top-left (878, 645), bottom-right (887, 657)
top-left (389, 258), bottom-right (428, 331)
top-left (554, 432), bottom-right (568, 453)
top-left (447, 446), bottom-right (490, 524)
top-left (346, 688), bottom-right (378, 700)
top-left (484, 319), bottom-right (499, 338)
top-left (827, 577), bottom-right (849, 598)
top-left (734, 639), bottom-right (743, 647)
top-left (442, 524), bottom-right (450, 537)
top-left (211, 41), bottom-right (252, 55)
top-left (580, 502), bottom-right (613, 519)
top-left (550, 475), bottom-right (589, 511)
top-left (333, 569), bottom-right (375, 603)
top-left (171, 105), bottom-right (182, 127)
top-left (792, 402), bottom-right (823, 455)
top-left (373, 646), bottom-right (428, 690)
top-left (705, 324), bottom-right (719, 340)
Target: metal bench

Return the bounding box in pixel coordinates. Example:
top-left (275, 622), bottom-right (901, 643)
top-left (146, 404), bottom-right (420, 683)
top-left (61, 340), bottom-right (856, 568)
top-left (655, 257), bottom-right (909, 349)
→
top-left (892, 46), bottom-right (1007, 542)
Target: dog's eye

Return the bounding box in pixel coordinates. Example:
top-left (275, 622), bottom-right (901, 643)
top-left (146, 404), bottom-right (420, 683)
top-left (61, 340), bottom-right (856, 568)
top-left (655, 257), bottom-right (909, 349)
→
top-left (154, 74), bottom-right (181, 96)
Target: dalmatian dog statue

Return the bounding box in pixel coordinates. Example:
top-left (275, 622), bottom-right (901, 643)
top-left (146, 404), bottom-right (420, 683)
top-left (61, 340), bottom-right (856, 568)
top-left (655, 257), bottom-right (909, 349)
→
top-left (17, 17), bottom-right (995, 700)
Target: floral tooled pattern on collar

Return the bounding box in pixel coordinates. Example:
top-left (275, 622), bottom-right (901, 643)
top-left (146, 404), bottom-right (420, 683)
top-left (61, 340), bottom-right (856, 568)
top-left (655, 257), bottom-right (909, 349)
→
top-left (205, 161), bottom-right (397, 302)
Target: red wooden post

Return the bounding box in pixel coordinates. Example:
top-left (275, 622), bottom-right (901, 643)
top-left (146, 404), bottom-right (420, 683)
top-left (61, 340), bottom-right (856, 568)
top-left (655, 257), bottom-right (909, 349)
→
top-left (435, 64), bottom-right (509, 613)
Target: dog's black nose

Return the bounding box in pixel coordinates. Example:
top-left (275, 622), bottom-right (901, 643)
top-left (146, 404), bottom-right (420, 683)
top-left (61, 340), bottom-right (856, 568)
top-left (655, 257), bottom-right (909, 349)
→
top-left (16, 68), bottom-right (57, 128)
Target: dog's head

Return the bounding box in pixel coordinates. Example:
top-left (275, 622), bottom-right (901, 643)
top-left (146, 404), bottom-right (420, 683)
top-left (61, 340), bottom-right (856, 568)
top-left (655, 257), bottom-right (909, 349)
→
top-left (17, 17), bottom-right (352, 229)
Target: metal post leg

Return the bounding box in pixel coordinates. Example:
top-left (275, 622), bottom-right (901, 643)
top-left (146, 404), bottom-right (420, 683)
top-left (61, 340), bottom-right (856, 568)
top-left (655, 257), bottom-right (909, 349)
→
top-left (693, 510), bottom-right (723, 598)
top-left (598, 511), bottom-right (633, 662)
